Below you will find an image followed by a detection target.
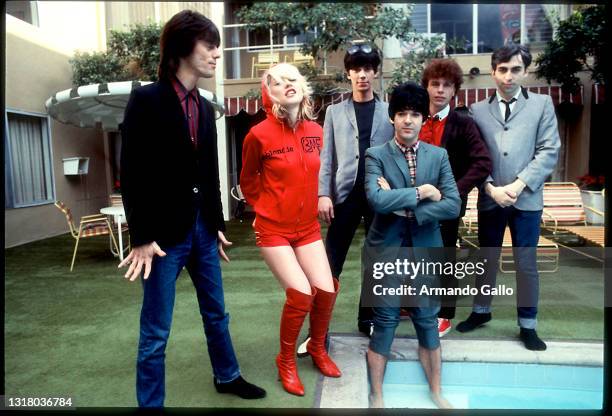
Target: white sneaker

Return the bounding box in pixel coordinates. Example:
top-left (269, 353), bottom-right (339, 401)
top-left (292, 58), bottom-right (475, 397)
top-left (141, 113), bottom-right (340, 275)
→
top-left (296, 336), bottom-right (310, 357)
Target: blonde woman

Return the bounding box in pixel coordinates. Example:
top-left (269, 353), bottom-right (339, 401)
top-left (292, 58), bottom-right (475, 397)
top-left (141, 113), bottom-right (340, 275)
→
top-left (240, 64), bottom-right (341, 396)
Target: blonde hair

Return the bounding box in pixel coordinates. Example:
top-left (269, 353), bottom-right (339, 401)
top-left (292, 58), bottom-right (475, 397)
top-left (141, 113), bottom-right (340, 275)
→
top-left (264, 63), bottom-right (316, 121)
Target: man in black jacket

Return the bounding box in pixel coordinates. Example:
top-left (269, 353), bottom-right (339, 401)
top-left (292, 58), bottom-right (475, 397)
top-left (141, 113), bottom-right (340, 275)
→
top-left (119, 10), bottom-right (265, 407)
top-left (419, 58), bottom-right (492, 337)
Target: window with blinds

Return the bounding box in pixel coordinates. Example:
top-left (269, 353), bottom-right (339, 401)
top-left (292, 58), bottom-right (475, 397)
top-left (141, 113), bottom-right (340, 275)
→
top-left (410, 4), bottom-right (428, 33)
top-left (5, 112), bottom-right (55, 208)
top-left (524, 4), bottom-right (555, 50)
top-left (478, 4), bottom-right (521, 53)
top-left (406, 3), bottom-right (560, 55)
top-left (431, 4), bottom-right (473, 55)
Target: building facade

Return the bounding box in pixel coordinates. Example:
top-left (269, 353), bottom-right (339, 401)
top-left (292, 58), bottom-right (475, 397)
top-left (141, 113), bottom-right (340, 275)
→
top-left (5, 1), bottom-right (602, 248)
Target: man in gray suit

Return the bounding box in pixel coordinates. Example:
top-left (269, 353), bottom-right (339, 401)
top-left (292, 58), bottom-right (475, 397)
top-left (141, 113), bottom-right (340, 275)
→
top-left (456, 44), bottom-right (560, 351)
top-left (364, 82), bottom-right (460, 408)
top-left (313, 44), bottom-right (394, 341)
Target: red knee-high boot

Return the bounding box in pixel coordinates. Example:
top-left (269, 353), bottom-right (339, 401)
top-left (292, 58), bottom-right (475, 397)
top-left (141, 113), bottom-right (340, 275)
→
top-left (307, 278), bottom-right (341, 377)
top-left (276, 287), bottom-right (315, 396)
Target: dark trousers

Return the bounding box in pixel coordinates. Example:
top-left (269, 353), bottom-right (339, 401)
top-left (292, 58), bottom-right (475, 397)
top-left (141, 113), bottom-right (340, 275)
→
top-left (325, 187), bottom-right (374, 325)
top-left (136, 209), bottom-right (240, 407)
top-left (438, 217), bottom-right (461, 319)
top-left (474, 206), bottom-right (542, 329)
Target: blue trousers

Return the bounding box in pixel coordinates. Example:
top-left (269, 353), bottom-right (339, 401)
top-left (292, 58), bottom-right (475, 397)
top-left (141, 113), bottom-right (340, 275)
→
top-left (136, 209), bottom-right (240, 407)
top-left (475, 206), bottom-right (542, 329)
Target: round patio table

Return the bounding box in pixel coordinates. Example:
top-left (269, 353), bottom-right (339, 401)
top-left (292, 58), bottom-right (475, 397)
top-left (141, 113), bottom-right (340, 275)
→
top-left (100, 206), bottom-right (127, 261)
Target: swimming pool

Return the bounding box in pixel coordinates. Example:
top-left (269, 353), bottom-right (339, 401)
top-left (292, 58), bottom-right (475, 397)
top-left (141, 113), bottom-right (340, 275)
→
top-left (383, 360), bottom-right (603, 409)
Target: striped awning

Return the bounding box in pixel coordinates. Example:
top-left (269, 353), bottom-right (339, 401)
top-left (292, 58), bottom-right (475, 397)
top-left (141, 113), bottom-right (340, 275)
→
top-left (224, 92), bottom-right (352, 116)
top-left (451, 85), bottom-right (584, 108)
top-left (224, 85), bottom-right (584, 117)
top-left (45, 81), bottom-right (223, 131)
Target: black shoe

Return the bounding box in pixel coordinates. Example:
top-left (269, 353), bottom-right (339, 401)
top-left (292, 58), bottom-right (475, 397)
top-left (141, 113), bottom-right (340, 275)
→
top-left (520, 328), bottom-right (547, 351)
top-left (358, 321), bottom-right (374, 338)
top-left (214, 375), bottom-right (266, 399)
top-left (456, 312), bottom-right (491, 333)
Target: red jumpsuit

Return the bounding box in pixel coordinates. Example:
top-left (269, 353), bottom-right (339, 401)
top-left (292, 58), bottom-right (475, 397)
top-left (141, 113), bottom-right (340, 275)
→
top-left (240, 80), bottom-right (323, 247)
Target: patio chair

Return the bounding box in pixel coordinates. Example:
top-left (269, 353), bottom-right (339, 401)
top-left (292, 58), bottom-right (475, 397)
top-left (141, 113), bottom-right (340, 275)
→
top-left (559, 188), bottom-right (605, 247)
top-left (284, 50), bottom-right (314, 67)
top-left (230, 185), bottom-right (247, 222)
top-left (459, 187), bottom-right (559, 273)
top-left (109, 193), bottom-right (123, 207)
top-left (461, 187), bottom-right (479, 234)
top-left (54, 201), bottom-right (120, 271)
top-left (500, 229), bottom-right (559, 273)
top-left (251, 51), bottom-right (280, 78)
top-left (541, 182), bottom-right (587, 233)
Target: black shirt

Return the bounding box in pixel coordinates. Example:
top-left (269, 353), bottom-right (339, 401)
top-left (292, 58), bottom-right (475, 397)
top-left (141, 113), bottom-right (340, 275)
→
top-left (353, 99), bottom-right (376, 188)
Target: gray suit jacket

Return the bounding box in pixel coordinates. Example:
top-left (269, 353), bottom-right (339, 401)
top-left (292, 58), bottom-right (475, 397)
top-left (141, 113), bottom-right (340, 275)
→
top-left (470, 88), bottom-right (560, 211)
top-left (319, 96), bottom-right (395, 204)
top-left (364, 140), bottom-right (461, 248)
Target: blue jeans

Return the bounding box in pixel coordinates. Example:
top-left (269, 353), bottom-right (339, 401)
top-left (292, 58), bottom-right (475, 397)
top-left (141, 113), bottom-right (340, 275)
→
top-left (370, 305), bottom-right (440, 357)
top-left (475, 206), bottom-right (542, 329)
top-left (136, 209), bottom-right (240, 407)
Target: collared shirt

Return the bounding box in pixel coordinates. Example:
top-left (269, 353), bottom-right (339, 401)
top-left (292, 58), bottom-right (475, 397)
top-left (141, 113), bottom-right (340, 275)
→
top-left (171, 76), bottom-right (200, 147)
top-left (394, 138), bottom-right (420, 218)
top-left (419, 104), bottom-right (450, 147)
top-left (496, 89), bottom-right (521, 121)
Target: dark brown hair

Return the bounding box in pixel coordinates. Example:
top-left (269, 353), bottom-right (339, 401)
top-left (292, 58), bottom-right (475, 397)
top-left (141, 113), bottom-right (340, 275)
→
top-left (158, 10), bottom-right (220, 80)
top-left (491, 43), bottom-right (532, 70)
top-left (421, 58), bottom-right (463, 91)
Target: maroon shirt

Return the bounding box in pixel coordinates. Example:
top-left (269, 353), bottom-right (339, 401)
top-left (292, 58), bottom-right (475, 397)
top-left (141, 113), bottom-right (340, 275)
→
top-left (171, 77), bottom-right (200, 147)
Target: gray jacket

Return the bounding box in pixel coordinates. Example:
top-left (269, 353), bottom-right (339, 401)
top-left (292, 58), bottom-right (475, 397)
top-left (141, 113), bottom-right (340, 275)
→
top-left (470, 88), bottom-right (560, 211)
top-left (319, 96), bottom-right (394, 204)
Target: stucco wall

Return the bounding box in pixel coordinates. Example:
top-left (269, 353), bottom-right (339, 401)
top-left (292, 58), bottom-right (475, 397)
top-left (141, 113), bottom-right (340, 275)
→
top-left (5, 17), bottom-right (109, 248)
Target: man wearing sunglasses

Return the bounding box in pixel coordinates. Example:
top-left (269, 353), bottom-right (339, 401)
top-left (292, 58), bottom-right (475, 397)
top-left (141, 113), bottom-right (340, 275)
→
top-left (303, 43), bottom-right (394, 350)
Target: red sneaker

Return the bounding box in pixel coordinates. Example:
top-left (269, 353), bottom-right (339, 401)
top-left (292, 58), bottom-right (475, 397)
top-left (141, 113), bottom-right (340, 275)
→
top-left (400, 308), bottom-right (412, 320)
top-left (438, 318), bottom-right (452, 337)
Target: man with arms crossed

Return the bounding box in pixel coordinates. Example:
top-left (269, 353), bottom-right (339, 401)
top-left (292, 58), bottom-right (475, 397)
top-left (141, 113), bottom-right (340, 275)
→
top-left (365, 82), bottom-right (460, 408)
top-left (456, 44), bottom-right (560, 351)
top-left (311, 43), bottom-right (394, 347)
top-left (119, 10), bottom-right (265, 407)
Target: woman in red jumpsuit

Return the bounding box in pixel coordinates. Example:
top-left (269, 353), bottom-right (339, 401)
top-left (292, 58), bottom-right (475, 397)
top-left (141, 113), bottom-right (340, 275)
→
top-left (240, 63), bottom-right (341, 396)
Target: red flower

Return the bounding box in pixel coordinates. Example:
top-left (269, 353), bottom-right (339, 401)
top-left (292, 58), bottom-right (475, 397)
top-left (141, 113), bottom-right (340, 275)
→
top-left (578, 174), bottom-right (604, 190)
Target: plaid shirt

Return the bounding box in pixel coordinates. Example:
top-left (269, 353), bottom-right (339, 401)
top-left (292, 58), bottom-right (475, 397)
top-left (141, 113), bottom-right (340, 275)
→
top-left (171, 77), bottom-right (200, 148)
top-left (394, 138), bottom-right (420, 218)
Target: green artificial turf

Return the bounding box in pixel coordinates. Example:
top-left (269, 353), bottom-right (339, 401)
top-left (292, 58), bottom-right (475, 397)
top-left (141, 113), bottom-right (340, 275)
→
top-left (4, 219), bottom-right (604, 407)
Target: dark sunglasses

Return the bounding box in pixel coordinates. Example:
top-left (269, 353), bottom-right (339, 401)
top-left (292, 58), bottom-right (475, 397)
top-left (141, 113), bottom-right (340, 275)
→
top-left (347, 44), bottom-right (373, 55)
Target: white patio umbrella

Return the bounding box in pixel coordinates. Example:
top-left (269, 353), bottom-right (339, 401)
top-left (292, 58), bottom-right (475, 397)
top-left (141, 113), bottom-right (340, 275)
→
top-left (45, 80), bottom-right (224, 131)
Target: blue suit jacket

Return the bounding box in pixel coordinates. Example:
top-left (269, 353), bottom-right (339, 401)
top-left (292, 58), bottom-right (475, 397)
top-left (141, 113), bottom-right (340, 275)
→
top-left (364, 140), bottom-right (461, 248)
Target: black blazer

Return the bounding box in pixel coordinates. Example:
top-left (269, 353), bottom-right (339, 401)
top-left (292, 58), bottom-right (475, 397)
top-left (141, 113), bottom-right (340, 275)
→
top-left (440, 110), bottom-right (492, 216)
top-left (120, 78), bottom-right (225, 247)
